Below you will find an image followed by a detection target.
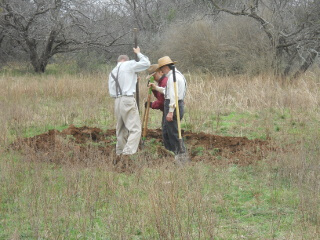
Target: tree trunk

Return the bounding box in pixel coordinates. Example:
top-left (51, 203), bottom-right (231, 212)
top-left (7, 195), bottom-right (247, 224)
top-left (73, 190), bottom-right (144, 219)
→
top-left (32, 61), bottom-right (47, 73)
top-left (292, 49), bottom-right (319, 79)
top-left (26, 34), bottom-right (52, 73)
top-left (30, 54), bottom-right (48, 73)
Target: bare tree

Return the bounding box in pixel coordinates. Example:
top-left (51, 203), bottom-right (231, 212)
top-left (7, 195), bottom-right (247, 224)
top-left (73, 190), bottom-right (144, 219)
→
top-left (115, 0), bottom-right (195, 32)
top-left (0, 0), bottom-right (203, 71)
top-left (199, 0), bottom-right (320, 78)
top-left (0, 0), bottom-right (130, 73)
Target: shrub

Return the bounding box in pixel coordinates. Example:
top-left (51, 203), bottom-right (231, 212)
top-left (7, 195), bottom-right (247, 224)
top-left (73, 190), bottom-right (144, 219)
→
top-left (156, 16), bottom-right (273, 76)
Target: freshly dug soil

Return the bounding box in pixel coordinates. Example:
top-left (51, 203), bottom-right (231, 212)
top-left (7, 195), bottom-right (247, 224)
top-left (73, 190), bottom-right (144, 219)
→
top-left (11, 125), bottom-right (272, 170)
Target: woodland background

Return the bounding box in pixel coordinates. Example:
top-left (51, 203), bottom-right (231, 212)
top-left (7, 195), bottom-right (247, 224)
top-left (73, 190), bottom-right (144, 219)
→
top-left (1, 0), bottom-right (319, 76)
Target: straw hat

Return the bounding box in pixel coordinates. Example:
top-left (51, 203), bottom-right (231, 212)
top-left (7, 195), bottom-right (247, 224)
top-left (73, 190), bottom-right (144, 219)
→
top-left (157, 56), bottom-right (177, 70)
top-left (146, 64), bottom-right (159, 79)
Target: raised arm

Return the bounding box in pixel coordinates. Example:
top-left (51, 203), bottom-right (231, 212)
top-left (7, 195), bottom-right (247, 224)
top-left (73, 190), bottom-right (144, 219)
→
top-left (132, 47), bottom-right (150, 72)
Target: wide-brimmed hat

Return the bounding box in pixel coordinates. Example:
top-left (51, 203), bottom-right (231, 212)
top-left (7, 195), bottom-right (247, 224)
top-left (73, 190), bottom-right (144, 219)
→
top-left (146, 64), bottom-right (159, 79)
top-left (157, 56), bottom-right (177, 70)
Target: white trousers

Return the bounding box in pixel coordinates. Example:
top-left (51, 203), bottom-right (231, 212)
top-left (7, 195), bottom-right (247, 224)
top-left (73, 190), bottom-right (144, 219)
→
top-left (114, 96), bottom-right (141, 155)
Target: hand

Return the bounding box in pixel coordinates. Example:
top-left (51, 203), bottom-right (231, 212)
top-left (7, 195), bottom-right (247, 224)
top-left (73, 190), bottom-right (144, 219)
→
top-left (133, 46), bottom-right (141, 54)
top-left (145, 101), bottom-right (152, 108)
top-left (148, 83), bottom-right (156, 90)
top-left (166, 112), bottom-right (173, 122)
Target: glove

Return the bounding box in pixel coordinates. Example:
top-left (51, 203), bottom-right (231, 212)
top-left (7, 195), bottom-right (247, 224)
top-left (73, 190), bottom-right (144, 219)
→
top-left (145, 102), bottom-right (152, 108)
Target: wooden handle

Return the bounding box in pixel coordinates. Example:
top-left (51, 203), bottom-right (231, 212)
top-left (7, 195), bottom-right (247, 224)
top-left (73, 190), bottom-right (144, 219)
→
top-left (142, 94), bottom-right (151, 138)
top-left (142, 76), bottom-right (154, 139)
top-left (172, 66), bottom-right (182, 140)
top-left (134, 28), bottom-right (140, 110)
top-left (134, 28), bottom-right (138, 60)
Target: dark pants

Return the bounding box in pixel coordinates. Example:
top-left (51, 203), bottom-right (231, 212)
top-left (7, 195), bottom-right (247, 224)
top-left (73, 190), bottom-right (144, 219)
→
top-left (163, 99), bottom-right (185, 154)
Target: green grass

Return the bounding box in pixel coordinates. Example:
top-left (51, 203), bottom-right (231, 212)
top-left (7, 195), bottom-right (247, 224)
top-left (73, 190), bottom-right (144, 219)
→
top-left (0, 61), bottom-right (111, 77)
top-left (0, 155), bottom-right (305, 239)
top-left (183, 108), bottom-right (314, 141)
top-left (195, 111), bottom-right (268, 139)
top-left (22, 124), bottom-right (70, 138)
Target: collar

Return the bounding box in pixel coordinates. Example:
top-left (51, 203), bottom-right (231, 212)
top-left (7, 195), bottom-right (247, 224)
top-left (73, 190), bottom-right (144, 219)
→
top-left (158, 75), bottom-right (166, 83)
top-left (166, 70), bottom-right (172, 77)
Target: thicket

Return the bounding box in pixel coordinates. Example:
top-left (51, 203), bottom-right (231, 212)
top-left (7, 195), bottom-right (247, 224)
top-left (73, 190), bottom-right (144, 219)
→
top-left (155, 16), bottom-right (273, 75)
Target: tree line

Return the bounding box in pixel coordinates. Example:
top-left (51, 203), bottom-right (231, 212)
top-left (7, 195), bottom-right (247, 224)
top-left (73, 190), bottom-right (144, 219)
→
top-left (0, 0), bottom-right (319, 77)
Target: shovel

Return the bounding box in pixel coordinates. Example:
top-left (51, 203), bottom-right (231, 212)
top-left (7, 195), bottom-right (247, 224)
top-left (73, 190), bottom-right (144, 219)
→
top-left (133, 28), bottom-right (140, 111)
top-left (141, 76), bottom-right (154, 146)
top-left (172, 65), bottom-right (189, 164)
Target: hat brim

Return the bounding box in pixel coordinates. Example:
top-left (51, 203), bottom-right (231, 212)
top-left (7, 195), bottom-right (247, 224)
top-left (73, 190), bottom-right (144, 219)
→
top-left (156, 61), bottom-right (177, 71)
top-left (146, 72), bottom-right (156, 80)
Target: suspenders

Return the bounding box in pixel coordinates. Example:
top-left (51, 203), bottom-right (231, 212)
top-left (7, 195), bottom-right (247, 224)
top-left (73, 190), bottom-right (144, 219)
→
top-left (111, 64), bottom-right (122, 97)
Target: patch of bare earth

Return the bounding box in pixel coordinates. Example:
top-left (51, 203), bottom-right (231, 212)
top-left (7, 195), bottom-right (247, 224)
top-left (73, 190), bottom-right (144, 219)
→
top-left (10, 125), bottom-right (273, 171)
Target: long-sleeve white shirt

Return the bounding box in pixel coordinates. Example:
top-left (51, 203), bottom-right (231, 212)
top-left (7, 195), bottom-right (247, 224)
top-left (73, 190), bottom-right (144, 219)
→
top-left (108, 53), bottom-right (150, 98)
top-left (155, 69), bottom-right (187, 112)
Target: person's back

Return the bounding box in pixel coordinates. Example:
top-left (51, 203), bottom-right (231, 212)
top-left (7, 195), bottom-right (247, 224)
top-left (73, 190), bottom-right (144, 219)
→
top-left (109, 50), bottom-right (150, 98)
top-left (108, 47), bottom-right (150, 160)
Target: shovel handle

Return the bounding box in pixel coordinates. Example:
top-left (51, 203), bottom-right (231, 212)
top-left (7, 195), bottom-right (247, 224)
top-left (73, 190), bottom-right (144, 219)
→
top-left (134, 28), bottom-right (140, 111)
top-left (172, 66), bottom-right (182, 141)
top-left (142, 76), bottom-right (154, 139)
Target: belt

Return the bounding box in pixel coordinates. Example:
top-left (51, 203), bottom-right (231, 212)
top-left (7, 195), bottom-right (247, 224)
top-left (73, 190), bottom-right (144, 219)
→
top-left (116, 95), bottom-right (134, 98)
top-left (165, 99), bottom-right (184, 102)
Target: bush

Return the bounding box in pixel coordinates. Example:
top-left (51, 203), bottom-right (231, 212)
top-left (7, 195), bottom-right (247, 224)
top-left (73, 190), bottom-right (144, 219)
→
top-left (156, 16), bottom-right (273, 76)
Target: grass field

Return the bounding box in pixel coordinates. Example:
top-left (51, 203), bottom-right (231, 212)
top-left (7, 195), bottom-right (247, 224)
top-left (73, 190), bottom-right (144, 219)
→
top-left (1, 67), bottom-right (320, 239)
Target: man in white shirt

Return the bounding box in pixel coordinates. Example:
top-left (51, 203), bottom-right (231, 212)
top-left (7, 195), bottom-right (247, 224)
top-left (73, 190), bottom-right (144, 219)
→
top-left (149, 56), bottom-right (187, 155)
top-left (108, 47), bottom-right (150, 158)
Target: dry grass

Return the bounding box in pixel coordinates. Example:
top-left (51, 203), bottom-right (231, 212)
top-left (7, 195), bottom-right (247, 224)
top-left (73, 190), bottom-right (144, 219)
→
top-left (1, 70), bottom-right (320, 142)
top-left (1, 69), bottom-right (320, 238)
top-left (186, 72), bottom-right (320, 116)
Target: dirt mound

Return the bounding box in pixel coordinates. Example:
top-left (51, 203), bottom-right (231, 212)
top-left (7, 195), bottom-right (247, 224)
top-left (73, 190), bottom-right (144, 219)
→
top-left (11, 125), bottom-right (271, 170)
